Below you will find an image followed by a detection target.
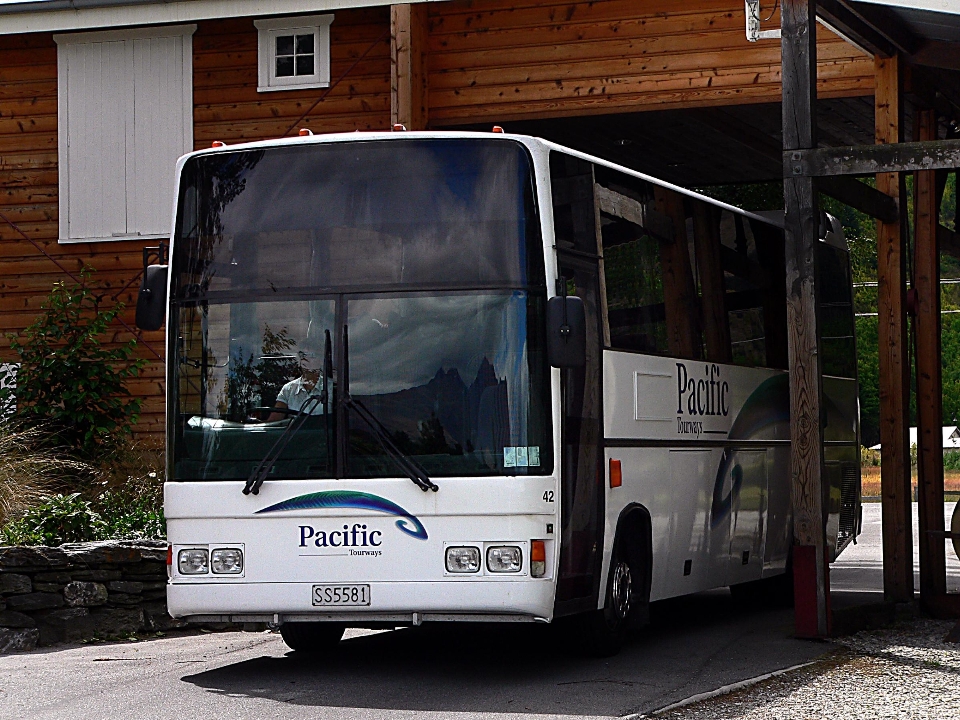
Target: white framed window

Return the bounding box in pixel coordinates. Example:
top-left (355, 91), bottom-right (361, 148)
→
top-left (54, 25), bottom-right (195, 243)
top-left (254, 15), bottom-right (333, 92)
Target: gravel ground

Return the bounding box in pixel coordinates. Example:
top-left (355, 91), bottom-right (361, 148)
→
top-left (648, 618), bottom-right (960, 720)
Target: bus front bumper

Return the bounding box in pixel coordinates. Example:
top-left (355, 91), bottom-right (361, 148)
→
top-left (167, 579), bottom-right (555, 623)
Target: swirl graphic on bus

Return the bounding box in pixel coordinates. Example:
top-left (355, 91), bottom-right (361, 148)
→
top-left (255, 490), bottom-right (428, 540)
top-left (711, 375), bottom-right (790, 528)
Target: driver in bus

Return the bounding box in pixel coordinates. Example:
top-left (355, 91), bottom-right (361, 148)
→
top-left (268, 350), bottom-right (325, 421)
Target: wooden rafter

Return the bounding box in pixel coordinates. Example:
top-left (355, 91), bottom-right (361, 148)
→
top-left (789, 139), bottom-right (960, 176)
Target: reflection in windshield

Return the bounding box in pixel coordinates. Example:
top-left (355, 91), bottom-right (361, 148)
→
top-left (347, 293), bottom-right (550, 477)
top-left (174, 300), bottom-right (337, 481)
top-left (173, 293), bottom-right (552, 480)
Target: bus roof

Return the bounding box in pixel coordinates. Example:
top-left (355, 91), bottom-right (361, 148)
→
top-left (181, 130), bottom-right (785, 231)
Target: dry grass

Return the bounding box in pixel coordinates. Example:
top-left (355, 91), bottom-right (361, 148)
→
top-left (0, 421), bottom-right (90, 526)
top-left (860, 465), bottom-right (960, 497)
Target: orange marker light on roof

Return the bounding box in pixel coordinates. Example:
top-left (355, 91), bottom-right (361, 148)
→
top-left (530, 540), bottom-right (546, 578)
top-left (299, 128), bottom-right (313, 136)
top-left (492, 126), bottom-right (504, 133)
top-left (393, 123), bottom-right (407, 132)
top-left (211, 140), bottom-right (225, 148)
top-left (609, 459), bottom-right (622, 488)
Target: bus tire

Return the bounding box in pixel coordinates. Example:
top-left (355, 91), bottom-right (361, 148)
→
top-left (578, 544), bottom-right (633, 657)
top-left (279, 622), bottom-right (345, 652)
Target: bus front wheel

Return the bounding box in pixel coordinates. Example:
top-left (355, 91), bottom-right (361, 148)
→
top-left (578, 550), bottom-right (633, 656)
top-left (279, 622), bottom-right (345, 653)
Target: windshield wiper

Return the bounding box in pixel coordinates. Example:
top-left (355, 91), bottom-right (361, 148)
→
top-left (242, 330), bottom-right (332, 496)
top-left (342, 391), bottom-right (438, 492)
top-left (341, 324), bottom-right (438, 493)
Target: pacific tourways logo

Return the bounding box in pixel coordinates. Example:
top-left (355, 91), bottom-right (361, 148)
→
top-left (676, 363), bottom-right (730, 438)
top-left (299, 523), bottom-right (382, 555)
top-left (255, 489), bottom-right (429, 542)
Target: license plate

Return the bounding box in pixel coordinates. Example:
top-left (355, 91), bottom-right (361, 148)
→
top-left (312, 584), bottom-right (371, 606)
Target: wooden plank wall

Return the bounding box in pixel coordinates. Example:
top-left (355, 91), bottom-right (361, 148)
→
top-left (0, 33), bottom-right (167, 441)
top-left (427, 0), bottom-right (875, 124)
top-left (192, 8), bottom-right (392, 143)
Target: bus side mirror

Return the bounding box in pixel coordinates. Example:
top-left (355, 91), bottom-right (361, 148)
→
top-left (135, 264), bottom-right (168, 331)
top-left (547, 296), bottom-right (586, 368)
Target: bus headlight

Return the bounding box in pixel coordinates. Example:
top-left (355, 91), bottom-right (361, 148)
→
top-left (178, 548), bottom-right (209, 575)
top-left (486, 546), bottom-right (522, 573)
top-left (211, 548), bottom-right (244, 574)
top-left (446, 546), bottom-right (480, 573)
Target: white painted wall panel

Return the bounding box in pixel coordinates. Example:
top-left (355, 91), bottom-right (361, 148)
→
top-left (130, 34), bottom-right (190, 236)
top-left (56, 26), bottom-right (194, 242)
top-left (63, 40), bottom-right (130, 240)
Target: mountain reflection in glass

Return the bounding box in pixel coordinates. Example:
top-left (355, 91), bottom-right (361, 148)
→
top-left (346, 293), bottom-right (548, 477)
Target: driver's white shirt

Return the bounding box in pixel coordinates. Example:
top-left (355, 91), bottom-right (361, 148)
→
top-left (276, 377), bottom-right (324, 414)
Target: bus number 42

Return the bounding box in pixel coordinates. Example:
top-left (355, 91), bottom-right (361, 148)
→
top-left (543, 491), bottom-right (554, 502)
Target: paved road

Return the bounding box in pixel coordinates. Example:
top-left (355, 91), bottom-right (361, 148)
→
top-left (831, 501), bottom-right (960, 595)
top-left (1, 503), bottom-right (955, 720)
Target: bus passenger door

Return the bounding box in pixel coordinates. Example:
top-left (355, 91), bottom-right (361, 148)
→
top-left (551, 154), bottom-right (605, 615)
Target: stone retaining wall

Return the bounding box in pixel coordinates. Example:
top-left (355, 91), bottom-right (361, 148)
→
top-left (0, 540), bottom-right (179, 653)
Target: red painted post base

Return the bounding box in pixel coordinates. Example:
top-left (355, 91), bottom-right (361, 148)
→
top-left (793, 544), bottom-right (830, 638)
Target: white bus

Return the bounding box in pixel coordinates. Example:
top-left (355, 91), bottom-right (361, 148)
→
top-left (138, 131), bottom-right (860, 655)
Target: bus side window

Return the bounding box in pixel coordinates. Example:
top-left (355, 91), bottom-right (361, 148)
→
top-left (818, 244), bottom-right (856, 378)
top-left (597, 193), bottom-right (669, 354)
top-left (595, 178), bottom-right (703, 360)
top-left (719, 212), bottom-right (779, 369)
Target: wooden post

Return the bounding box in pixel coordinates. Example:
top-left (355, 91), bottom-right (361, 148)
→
top-left (693, 203), bottom-right (731, 364)
top-left (391, 3), bottom-right (428, 130)
top-left (782, 0), bottom-right (829, 638)
top-left (914, 108), bottom-right (948, 604)
top-left (874, 55), bottom-right (914, 603)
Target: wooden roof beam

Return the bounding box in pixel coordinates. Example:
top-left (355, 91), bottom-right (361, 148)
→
top-left (816, 0), bottom-right (897, 58)
top-left (838, 0), bottom-right (922, 56)
top-left (788, 138), bottom-right (960, 176)
top-left (818, 176), bottom-right (899, 222)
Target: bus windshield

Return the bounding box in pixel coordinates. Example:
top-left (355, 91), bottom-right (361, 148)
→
top-left (171, 139), bottom-right (552, 482)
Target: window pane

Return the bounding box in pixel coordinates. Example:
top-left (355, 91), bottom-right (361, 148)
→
top-left (345, 292), bottom-right (552, 477)
top-left (819, 244), bottom-right (856, 378)
top-left (275, 55), bottom-right (294, 77)
top-left (296, 33), bottom-right (315, 54)
top-left (174, 140), bottom-right (543, 295)
top-left (173, 300), bottom-right (337, 481)
top-left (295, 55), bottom-right (315, 76)
top-left (604, 234), bottom-right (668, 354)
top-left (275, 35), bottom-right (294, 56)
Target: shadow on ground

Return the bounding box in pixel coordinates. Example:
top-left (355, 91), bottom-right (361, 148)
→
top-left (182, 591), bottom-right (830, 717)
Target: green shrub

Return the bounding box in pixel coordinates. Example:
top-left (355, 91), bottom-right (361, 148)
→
top-left (0, 269), bottom-right (145, 458)
top-left (0, 493), bottom-right (104, 546)
top-left (93, 480), bottom-right (165, 541)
